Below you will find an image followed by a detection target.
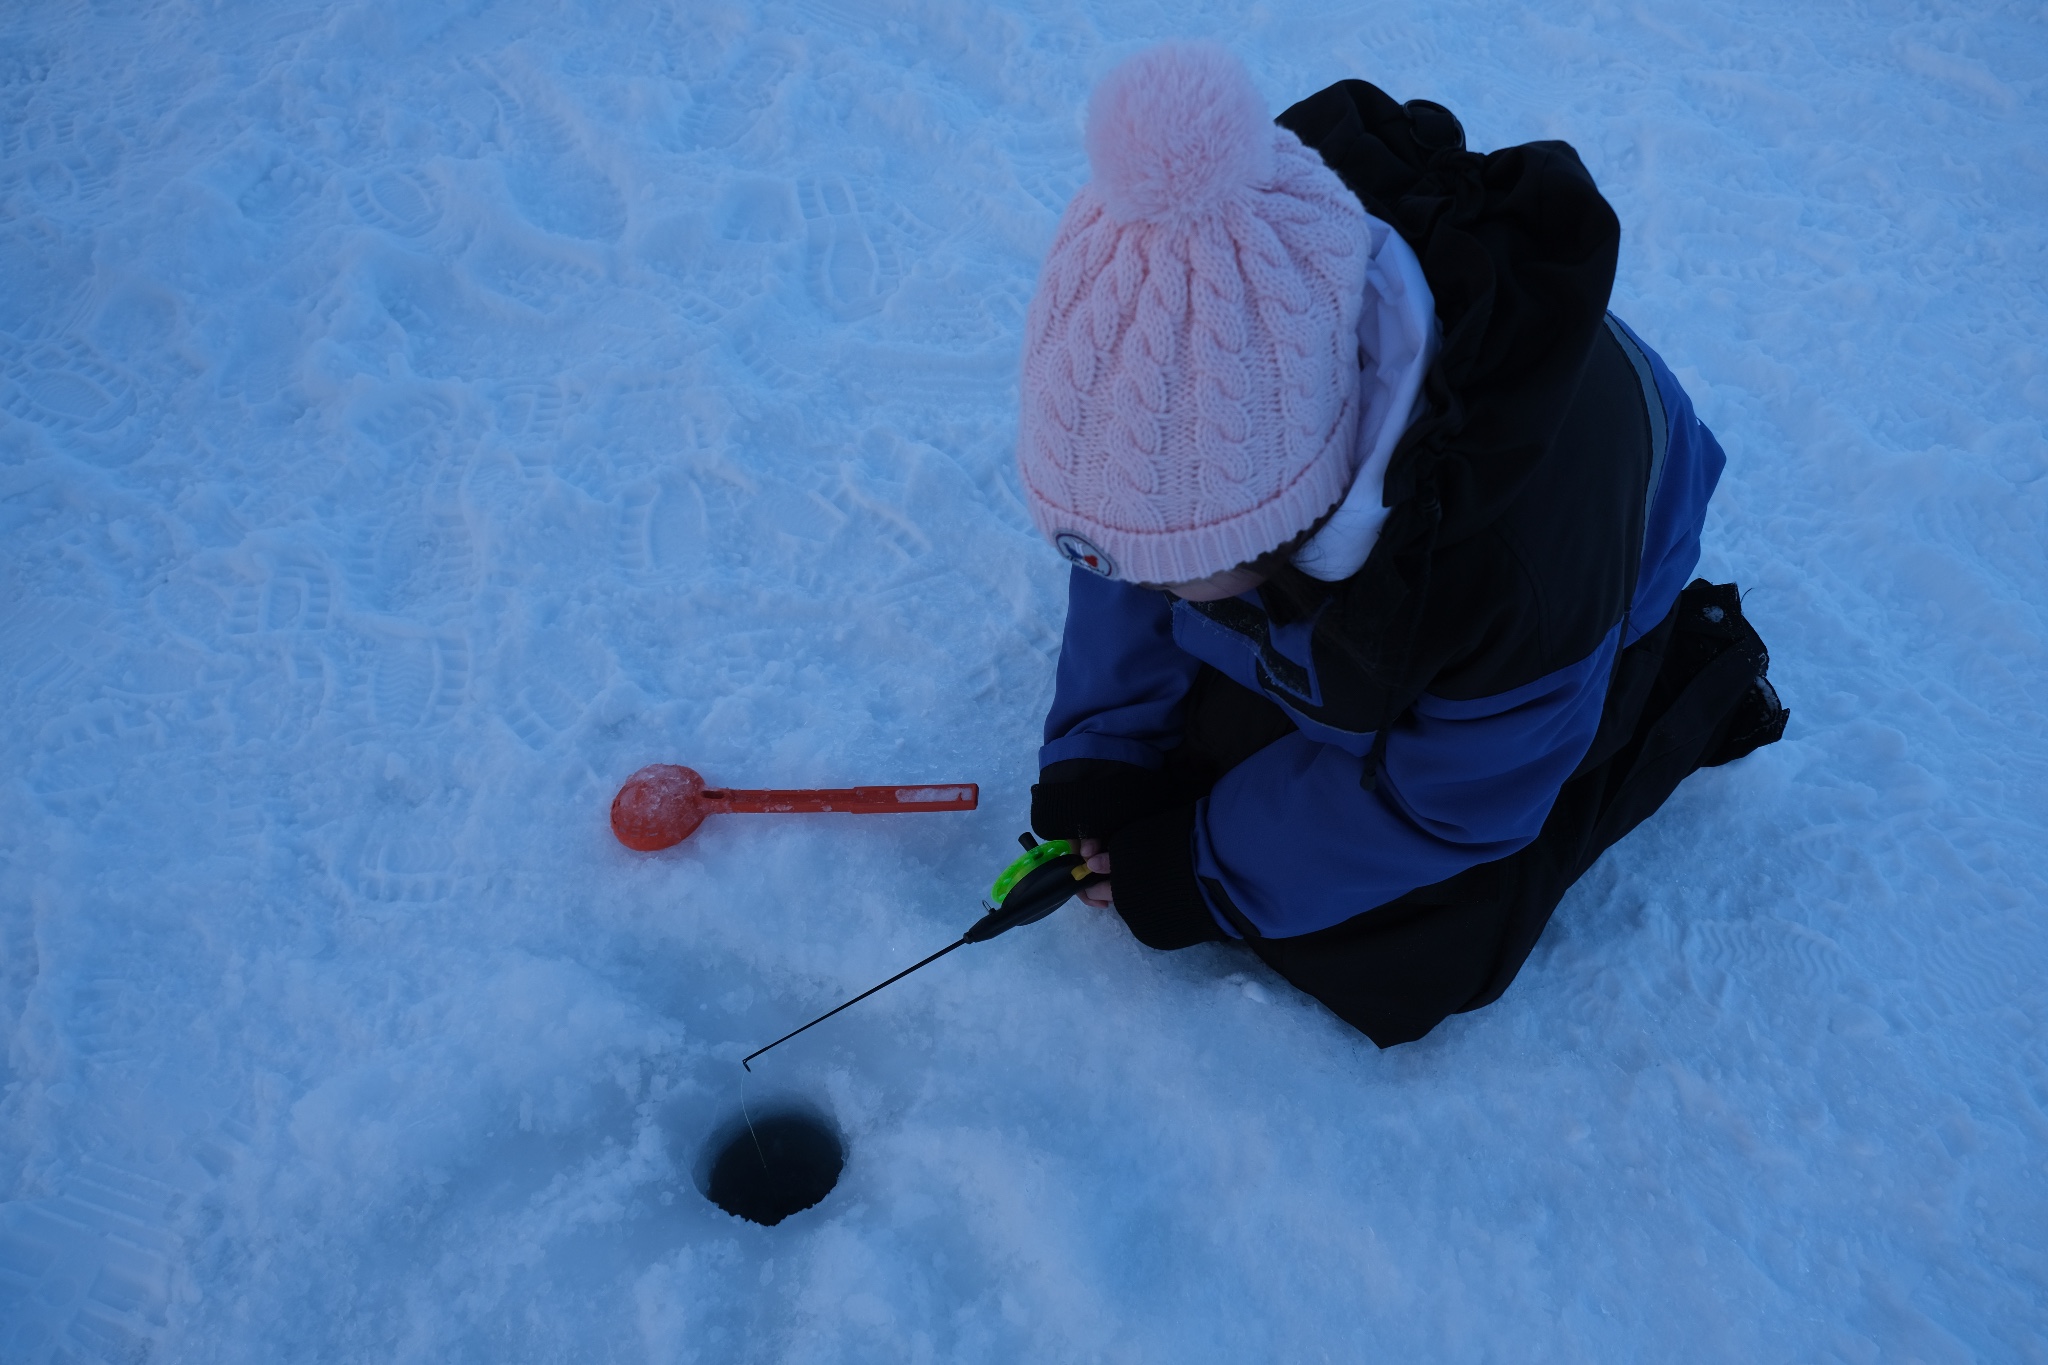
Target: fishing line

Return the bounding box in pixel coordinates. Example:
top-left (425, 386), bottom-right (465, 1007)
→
top-left (737, 1064), bottom-right (768, 1170)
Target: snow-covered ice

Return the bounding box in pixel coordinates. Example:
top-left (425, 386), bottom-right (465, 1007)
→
top-left (2, 1), bottom-right (2045, 1360)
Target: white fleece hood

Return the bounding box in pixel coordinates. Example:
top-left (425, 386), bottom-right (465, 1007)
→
top-left (1290, 212), bottom-right (1439, 582)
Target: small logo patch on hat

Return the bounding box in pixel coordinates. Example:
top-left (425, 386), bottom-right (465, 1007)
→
top-left (1054, 532), bottom-right (1114, 578)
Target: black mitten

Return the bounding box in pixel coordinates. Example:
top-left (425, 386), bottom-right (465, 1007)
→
top-left (1029, 759), bottom-right (1188, 844)
top-left (1107, 803), bottom-right (1225, 950)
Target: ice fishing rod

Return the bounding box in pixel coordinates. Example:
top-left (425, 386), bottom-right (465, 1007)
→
top-left (742, 834), bottom-right (1104, 1070)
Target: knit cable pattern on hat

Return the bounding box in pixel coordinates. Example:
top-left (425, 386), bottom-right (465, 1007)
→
top-left (1017, 43), bottom-right (1372, 586)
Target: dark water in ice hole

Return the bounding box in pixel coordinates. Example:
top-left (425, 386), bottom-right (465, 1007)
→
top-left (703, 1111), bottom-right (844, 1225)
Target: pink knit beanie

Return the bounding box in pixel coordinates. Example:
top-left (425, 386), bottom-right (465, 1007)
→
top-left (1017, 43), bottom-right (1372, 585)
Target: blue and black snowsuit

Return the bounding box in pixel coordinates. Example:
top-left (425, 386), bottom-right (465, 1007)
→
top-left (1028, 83), bottom-right (1787, 1047)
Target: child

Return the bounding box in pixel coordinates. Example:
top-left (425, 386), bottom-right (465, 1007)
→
top-left (1016, 44), bottom-right (1787, 1046)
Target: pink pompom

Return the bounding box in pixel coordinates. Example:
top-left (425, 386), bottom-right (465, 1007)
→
top-left (1085, 43), bottom-right (1277, 225)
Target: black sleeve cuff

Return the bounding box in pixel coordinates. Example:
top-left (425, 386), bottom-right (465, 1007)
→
top-left (1031, 760), bottom-right (1188, 844)
top-left (1107, 804), bottom-right (1225, 950)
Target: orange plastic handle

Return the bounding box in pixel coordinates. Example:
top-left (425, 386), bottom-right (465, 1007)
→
top-left (706, 784), bottom-right (979, 815)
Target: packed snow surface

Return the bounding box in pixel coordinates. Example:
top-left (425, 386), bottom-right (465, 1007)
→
top-left (3, 1), bottom-right (2046, 1360)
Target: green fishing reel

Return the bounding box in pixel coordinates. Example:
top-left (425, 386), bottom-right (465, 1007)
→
top-left (964, 834), bottom-right (1105, 943)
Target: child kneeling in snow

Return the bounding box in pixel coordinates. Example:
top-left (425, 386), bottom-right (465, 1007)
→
top-left (1017, 45), bottom-right (1787, 1047)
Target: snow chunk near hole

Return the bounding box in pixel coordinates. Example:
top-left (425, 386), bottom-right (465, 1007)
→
top-left (1085, 42), bottom-right (1277, 225)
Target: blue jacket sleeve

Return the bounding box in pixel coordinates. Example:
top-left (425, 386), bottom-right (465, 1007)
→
top-left (1040, 568), bottom-right (1206, 771)
top-left (1192, 626), bottom-right (1621, 938)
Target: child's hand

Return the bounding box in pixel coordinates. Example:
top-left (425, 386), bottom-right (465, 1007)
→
top-left (1077, 838), bottom-right (1114, 907)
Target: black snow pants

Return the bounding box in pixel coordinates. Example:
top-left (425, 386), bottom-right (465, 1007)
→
top-left (1171, 579), bottom-right (1788, 1048)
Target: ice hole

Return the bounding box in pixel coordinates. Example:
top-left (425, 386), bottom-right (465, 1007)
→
top-left (702, 1109), bottom-right (844, 1226)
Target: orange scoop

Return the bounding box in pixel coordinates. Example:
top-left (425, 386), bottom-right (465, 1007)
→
top-left (610, 764), bottom-right (979, 851)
